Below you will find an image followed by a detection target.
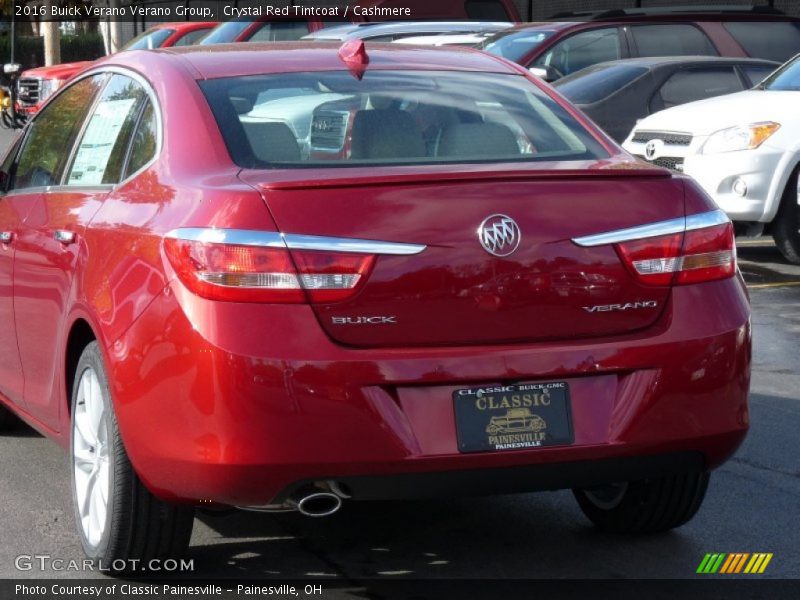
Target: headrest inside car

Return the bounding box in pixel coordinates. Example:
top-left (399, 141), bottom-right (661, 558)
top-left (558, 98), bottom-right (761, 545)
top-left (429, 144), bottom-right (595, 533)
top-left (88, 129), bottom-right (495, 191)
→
top-left (439, 122), bottom-right (519, 158)
top-left (242, 121), bottom-right (301, 163)
top-left (350, 109), bottom-right (426, 160)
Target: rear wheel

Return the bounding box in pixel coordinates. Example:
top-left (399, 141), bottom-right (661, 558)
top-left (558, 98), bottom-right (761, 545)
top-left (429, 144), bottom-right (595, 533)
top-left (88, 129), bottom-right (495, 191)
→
top-left (70, 342), bottom-right (194, 572)
top-left (772, 168), bottom-right (800, 264)
top-left (573, 471), bottom-right (709, 534)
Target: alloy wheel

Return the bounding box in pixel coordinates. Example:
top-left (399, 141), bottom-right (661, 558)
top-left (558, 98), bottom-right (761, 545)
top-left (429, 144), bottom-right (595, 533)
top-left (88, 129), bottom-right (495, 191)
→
top-left (72, 367), bottom-right (111, 549)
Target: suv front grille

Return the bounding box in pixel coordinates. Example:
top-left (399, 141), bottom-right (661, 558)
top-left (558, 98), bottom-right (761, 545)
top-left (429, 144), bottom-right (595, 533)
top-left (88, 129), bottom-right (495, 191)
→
top-left (631, 131), bottom-right (693, 146)
top-left (17, 78), bottom-right (41, 106)
top-left (634, 154), bottom-right (684, 172)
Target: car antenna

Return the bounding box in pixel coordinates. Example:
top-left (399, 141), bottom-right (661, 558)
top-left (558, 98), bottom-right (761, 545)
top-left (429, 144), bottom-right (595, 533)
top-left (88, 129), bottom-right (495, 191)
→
top-left (338, 39), bottom-right (369, 80)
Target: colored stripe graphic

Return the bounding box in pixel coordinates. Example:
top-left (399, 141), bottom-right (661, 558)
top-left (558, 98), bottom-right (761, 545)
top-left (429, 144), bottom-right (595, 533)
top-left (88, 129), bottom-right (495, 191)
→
top-left (697, 554), bottom-right (714, 574)
top-left (719, 554), bottom-right (736, 574)
top-left (721, 553), bottom-right (749, 574)
top-left (734, 553), bottom-right (750, 573)
top-left (744, 553), bottom-right (774, 574)
top-left (697, 553), bottom-right (727, 574)
top-left (700, 553), bottom-right (773, 574)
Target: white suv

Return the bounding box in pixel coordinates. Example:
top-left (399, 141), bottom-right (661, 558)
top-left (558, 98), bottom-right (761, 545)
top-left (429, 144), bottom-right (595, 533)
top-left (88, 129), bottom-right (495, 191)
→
top-left (623, 55), bottom-right (800, 263)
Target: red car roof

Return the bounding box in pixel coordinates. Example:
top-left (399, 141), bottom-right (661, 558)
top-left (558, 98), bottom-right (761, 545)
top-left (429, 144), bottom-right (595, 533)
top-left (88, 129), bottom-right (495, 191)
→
top-left (148, 41), bottom-right (523, 79)
top-left (155, 21), bottom-right (218, 31)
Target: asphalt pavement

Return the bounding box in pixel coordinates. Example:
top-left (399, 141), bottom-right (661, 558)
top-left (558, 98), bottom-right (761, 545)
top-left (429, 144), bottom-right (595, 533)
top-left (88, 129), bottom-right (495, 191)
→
top-left (0, 129), bottom-right (798, 590)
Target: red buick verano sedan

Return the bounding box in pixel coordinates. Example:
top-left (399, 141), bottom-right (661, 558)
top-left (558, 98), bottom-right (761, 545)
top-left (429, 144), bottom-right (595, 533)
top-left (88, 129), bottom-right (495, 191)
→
top-left (0, 41), bottom-right (750, 568)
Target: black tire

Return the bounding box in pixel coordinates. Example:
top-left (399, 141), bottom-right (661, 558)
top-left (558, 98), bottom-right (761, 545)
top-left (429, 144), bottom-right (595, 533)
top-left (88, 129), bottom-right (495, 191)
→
top-left (0, 110), bottom-right (12, 130)
top-left (70, 342), bottom-right (194, 573)
top-left (0, 404), bottom-right (14, 430)
top-left (772, 168), bottom-right (800, 264)
top-left (573, 471), bottom-right (710, 534)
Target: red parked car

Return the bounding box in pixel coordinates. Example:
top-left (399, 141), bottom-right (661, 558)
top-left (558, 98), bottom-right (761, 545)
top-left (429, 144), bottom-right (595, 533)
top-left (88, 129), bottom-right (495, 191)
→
top-left (16, 21), bottom-right (218, 115)
top-left (0, 41), bottom-right (750, 569)
top-left (481, 7), bottom-right (800, 81)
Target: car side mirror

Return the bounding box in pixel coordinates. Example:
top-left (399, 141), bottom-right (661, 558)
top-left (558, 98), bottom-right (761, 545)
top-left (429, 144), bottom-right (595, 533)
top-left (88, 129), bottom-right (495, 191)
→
top-left (529, 66), bottom-right (558, 82)
top-left (3, 63), bottom-right (21, 75)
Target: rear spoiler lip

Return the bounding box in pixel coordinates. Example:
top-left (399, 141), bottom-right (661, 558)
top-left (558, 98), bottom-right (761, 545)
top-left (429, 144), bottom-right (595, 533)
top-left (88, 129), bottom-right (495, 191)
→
top-left (239, 159), bottom-right (671, 191)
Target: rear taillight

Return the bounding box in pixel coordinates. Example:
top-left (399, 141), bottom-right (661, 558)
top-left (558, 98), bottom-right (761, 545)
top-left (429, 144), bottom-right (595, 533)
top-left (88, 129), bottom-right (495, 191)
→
top-left (615, 221), bottom-right (735, 286)
top-left (164, 237), bottom-right (375, 303)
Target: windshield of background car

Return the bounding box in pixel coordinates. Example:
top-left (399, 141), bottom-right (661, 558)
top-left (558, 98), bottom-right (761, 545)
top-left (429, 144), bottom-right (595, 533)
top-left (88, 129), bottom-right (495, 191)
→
top-left (482, 30), bottom-right (555, 63)
top-left (199, 20), bottom-right (252, 44)
top-left (200, 70), bottom-right (609, 169)
top-left (122, 28), bottom-right (174, 51)
top-left (555, 64), bottom-right (648, 104)
top-left (761, 55), bottom-right (800, 90)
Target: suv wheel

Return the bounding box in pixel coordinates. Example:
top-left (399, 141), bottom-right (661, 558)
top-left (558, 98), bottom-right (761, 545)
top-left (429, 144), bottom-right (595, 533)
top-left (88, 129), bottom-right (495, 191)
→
top-left (772, 168), bottom-right (800, 264)
top-left (70, 342), bottom-right (195, 572)
top-left (573, 471), bottom-right (709, 534)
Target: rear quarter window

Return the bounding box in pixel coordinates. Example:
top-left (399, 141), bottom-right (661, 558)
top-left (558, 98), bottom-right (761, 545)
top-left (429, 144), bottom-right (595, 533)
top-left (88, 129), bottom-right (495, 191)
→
top-left (650, 67), bottom-right (742, 112)
top-left (631, 24), bottom-right (718, 57)
top-left (723, 22), bottom-right (800, 62)
top-left (199, 70), bottom-right (610, 169)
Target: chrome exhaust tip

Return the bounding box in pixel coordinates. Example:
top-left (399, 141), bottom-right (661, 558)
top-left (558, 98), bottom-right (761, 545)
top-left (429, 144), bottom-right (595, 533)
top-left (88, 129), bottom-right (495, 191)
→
top-left (290, 492), bottom-right (343, 518)
top-left (236, 481), bottom-right (349, 516)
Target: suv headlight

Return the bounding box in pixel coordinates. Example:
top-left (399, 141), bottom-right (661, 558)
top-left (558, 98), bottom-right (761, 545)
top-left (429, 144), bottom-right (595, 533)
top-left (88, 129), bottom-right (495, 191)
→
top-left (39, 79), bottom-right (64, 103)
top-left (702, 122), bottom-right (780, 154)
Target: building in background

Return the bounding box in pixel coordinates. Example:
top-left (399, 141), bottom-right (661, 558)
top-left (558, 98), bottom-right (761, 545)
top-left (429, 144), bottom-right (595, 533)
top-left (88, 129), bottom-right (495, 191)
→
top-left (516, 0), bottom-right (797, 19)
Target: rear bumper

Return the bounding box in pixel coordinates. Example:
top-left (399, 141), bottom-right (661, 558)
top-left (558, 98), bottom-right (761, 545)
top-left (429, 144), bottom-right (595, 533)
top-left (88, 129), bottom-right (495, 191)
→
top-left (302, 451), bottom-right (707, 501)
top-left (109, 275), bottom-right (751, 507)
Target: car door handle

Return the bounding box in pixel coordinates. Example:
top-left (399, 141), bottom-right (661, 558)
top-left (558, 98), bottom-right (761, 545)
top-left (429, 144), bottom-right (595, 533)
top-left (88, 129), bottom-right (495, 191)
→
top-left (54, 230), bottom-right (76, 245)
top-left (0, 231), bottom-right (12, 243)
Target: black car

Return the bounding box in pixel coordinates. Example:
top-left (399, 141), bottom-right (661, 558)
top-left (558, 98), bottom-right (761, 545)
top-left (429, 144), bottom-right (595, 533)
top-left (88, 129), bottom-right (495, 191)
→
top-left (553, 56), bottom-right (779, 142)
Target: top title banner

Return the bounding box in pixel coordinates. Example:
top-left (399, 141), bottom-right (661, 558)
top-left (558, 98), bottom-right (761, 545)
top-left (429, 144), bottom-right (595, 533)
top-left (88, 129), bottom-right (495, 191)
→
top-left (7, 1), bottom-right (420, 22)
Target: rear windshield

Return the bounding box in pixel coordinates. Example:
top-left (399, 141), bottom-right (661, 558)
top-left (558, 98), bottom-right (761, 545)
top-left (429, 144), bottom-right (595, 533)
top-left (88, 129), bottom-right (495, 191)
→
top-left (200, 70), bottom-right (608, 169)
top-left (555, 64), bottom-right (649, 104)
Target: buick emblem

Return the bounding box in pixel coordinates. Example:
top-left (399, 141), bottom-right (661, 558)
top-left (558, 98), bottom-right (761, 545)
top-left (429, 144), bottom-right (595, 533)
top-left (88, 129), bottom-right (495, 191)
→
top-left (478, 214), bottom-right (521, 257)
top-left (644, 139), bottom-right (664, 161)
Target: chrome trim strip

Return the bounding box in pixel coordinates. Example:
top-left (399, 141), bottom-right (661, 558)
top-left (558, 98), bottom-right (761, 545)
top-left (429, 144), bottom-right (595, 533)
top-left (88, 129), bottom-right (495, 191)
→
top-left (685, 209), bottom-right (730, 232)
top-left (572, 209), bottom-right (729, 247)
top-left (165, 228), bottom-right (427, 255)
top-left (284, 233), bottom-right (426, 255)
top-left (166, 228), bottom-right (285, 248)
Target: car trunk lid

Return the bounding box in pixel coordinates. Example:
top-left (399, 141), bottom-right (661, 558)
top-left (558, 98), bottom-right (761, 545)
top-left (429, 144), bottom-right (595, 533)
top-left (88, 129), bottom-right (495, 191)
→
top-left (241, 163), bottom-right (682, 347)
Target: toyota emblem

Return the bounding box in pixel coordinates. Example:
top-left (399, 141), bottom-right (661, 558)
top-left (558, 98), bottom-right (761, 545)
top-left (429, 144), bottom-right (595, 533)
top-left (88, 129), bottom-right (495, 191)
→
top-left (478, 214), bottom-right (521, 257)
top-left (644, 139), bottom-right (664, 161)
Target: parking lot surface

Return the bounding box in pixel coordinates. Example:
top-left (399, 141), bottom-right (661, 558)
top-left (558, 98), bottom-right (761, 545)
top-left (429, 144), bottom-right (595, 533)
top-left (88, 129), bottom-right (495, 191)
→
top-left (0, 130), bottom-right (798, 587)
